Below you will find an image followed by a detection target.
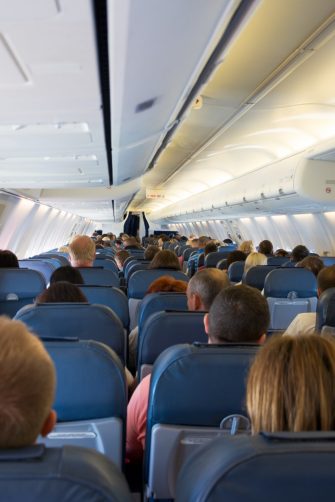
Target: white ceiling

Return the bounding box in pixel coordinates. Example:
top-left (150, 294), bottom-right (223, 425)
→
top-left (1, 0), bottom-right (335, 225)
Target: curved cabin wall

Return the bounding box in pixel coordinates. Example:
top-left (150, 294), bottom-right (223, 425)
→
top-left (167, 211), bottom-right (335, 256)
top-left (0, 192), bottom-right (95, 259)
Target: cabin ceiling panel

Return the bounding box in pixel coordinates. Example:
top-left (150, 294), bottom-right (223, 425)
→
top-left (108, 0), bottom-right (243, 184)
top-left (0, 0), bottom-right (110, 193)
top-left (132, 0), bottom-right (335, 218)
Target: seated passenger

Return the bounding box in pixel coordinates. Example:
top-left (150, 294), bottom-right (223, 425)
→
top-left (238, 240), bottom-right (253, 255)
top-left (0, 250), bottom-right (19, 268)
top-left (144, 245), bottom-right (160, 261)
top-left (258, 240), bottom-right (273, 256)
top-left (243, 252), bottom-right (267, 275)
top-left (128, 276), bottom-right (188, 372)
top-left (126, 285), bottom-right (269, 463)
top-left (274, 248), bottom-right (289, 257)
top-left (68, 235), bottom-right (96, 267)
top-left (284, 265), bottom-right (335, 336)
top-left (187, 236), bottom-right (211, 276)
top-left (284, 244), bottom-right (309, 267)
top-left (114, 250), bottom-right (130, 272)
top-left (49, 266), bottom-right (84, 285)
top-left (225, 250), bottom-right (247, 270)
top-left (148, 250), bottom-right (181, 270)
top-left (186, 268), bottom-right (230, 311)
top-left (247, 334), bottom-right (335, 433)
top-left (198, 241), bottom-right (218, 269)
top-left (36, 282), bottom-right (88, 303)
top-left (0, 317), bottom-right (56, 447)
top-left (296, 255), bottom-right (324, 277)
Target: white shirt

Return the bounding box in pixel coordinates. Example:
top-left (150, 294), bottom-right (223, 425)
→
top-left (284, 313), bottom-right (316, 336)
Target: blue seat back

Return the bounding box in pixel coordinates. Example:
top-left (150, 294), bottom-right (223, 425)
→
top-left (19, 259), bottom-right (57, 283)
top-left (264, 268), bottom-right (317, 298)
top-left (267, 256), bottom-right (290, 266)
top-left (218, 245), bottom-right (237, 253)
top-left (228, 261), bottom-right (245, 283)
top-left (35, 253), bottom-right (70, 266)
top-left (128, 269), bottom-right (188, 299)
top-left (79, 285), bottom-right (129, 329)
top-left (46, 339), bottom-right (126, 422)
top-left (176, 432), bottom-right (335, 502)
top-left (316, 287), bottom-right (335, 332)
top-left (145, 343), bottom-right (259, 484)
top-left (216, 258), bottom-right (228, 270)
top-left (0, 268), bottom-right (46, 317)
top-left (176, 244), bottom-right (190, 257)
top-left (125, 260), bottom-right (151, 281)
top-left (0, 444), bottom-right (132, 502)
top-left (242, 265), bottom-right (278, 290)
top-left (77, 267), bottom-right (119, 287)
top-left (264, 268), bottom-right (317, 330)
top-left (137, 311), bottom-right (207, 379)
top-left (138, 292), bottom-right (188, 333)
top-left (93, 257), bottom-right (119, 274)
top-left (322, 256), bottom-right (335, 266)
top-left (205, 251), bottom-right (231, 268)
top-left (15, 303), bottom-right (125, 363)
top-left (127, 249), bottom-right (144, 259)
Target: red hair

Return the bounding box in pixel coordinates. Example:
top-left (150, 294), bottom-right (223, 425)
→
top-left (146, 275), bottom-right (187, 294)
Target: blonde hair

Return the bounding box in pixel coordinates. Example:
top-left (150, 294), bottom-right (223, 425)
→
top-left (69, 235), bottom-right (96, 263)
top-left (0, 317), bottom-right (56, 447)
top-left (244, 252), bottom-right (267, 273)
top-left (247, 334), bottom-right (335, 434)
top-left (239, 240), bottom-right (253, 254)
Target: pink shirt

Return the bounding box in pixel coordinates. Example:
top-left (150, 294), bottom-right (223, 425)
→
top-left (126, 374), bottom-right (151, 463)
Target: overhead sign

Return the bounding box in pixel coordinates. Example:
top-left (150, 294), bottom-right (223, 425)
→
top-left (146, 189), bottom-right (165, 200)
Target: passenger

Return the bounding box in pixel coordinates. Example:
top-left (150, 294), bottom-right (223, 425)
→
top-left (186, 268), bottom-right (230, 311)
top-left (68, 235), bottom-right (96, 267)
top-left (187, 236), bottom-right (211, 276)
top-left (148, 250), bottom-right (181, 270)
top-left (274, 248), bottom-right (289, 257)
top-left (128, 276), bottom-right (188, 372)
top-left (114, 250), bottom-right (130, 271)
top-left (0, 317), bottom-right (56, 448)
top-left (36, 281), bottom-right (88, 303)
top-left (0, 250), bottom-right (19, 268)
top-left (200, 242), bottom-right (218, 269)
top-left (49, 266), bottom-right (84, 285)
top-left (296, 255), bottom-right (324, 277)
top-left (285, 244), bottom-right (309, 266)
top-left (226, 250), bottom-right (247, 270)
top-left (238, 240), bottom-right (253, 255)
top-left (144, 245), bottom-right (160, 261)
top-left (247, 334), bottom-right (335, 433)
top-left (157, 235), bottom-right (169, 249)
top-left (243, 252), bottom-right (267, 275)
top-left (284, 265), bottom-right (335, 336)
top-left (258, 240), bottom-right (273, 256)
top-left (57, 245), bottom-right (69, 253)
top-left (126, 284), bottom-right (269, 463)
top-left (123, 237), bottom-right (142, 250)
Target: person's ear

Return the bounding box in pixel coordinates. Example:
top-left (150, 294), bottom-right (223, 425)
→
top-left (258, 334), bottom-right (266, 345)
top-left (40, 410), bottom-right (57, 437)
top-left (204, 313), bottom-right (210, 337)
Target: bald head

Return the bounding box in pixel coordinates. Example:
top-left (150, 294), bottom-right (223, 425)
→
top-left (69, 235), bottom-right (96, 267)
top-left (187, 268), bottom-right (230, 311)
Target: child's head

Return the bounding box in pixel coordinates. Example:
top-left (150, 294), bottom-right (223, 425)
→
top-left (0, 317), bottom-right (56, 448)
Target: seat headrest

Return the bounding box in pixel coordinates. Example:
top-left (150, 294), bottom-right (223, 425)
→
top-left (45, 339), bottom-right (126, 421)
top-left (127, 269), bottom-right (188, 299)
top-left (176, 432), bottom-right (335, 502)
top-left (264, 268), bottom-right (317, 298)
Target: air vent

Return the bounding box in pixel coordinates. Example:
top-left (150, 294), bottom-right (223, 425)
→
top-left (135, 98), bottom-right (157, 113)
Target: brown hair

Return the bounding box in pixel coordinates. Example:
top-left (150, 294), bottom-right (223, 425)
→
top-left (0, 250), bottom-right (19, 268)
top-left (296, 256), bottom-right (324, 277)
top-left (37, 282), bottom-right (88, 303)
top-left (69, 235), bottom-right (96, 263)
top-left (148, 250), bottom-right (181, 271)
top-left (0, 317), bottom-right (55, 447)
top-left (317, 265), bottom-right (335, 293)
top-left (247, 334), bottom-right (335, 434)
top-left (146, 276), bottom-right (187, 294)
top-left (144, 245), bottom-right (160, 261)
